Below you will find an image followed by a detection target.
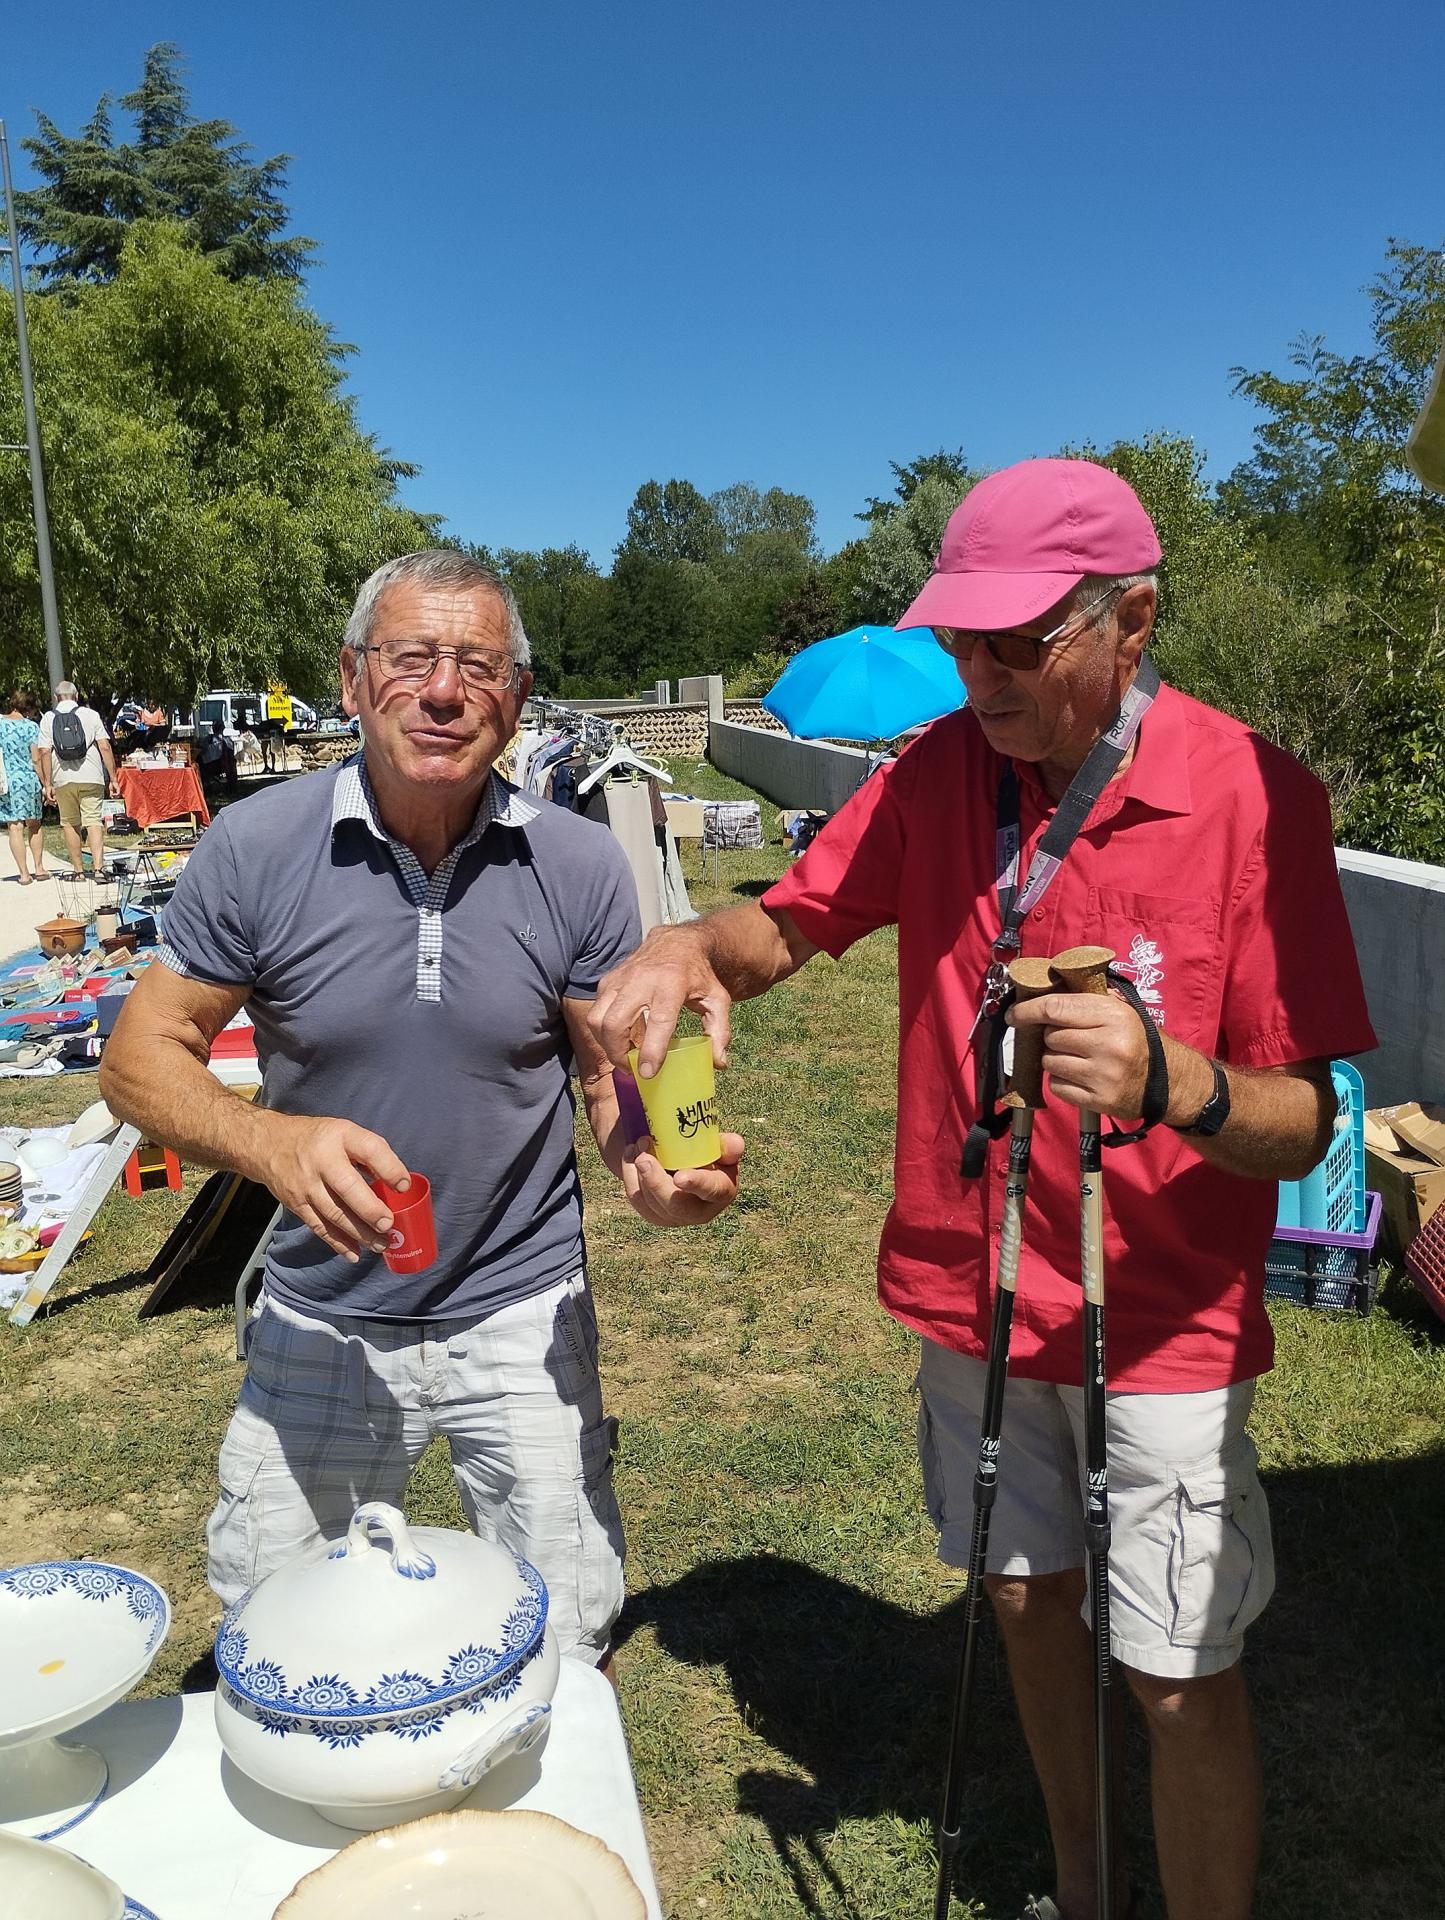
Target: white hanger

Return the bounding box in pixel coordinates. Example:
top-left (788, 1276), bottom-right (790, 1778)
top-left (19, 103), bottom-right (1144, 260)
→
top-left (577, 727), bottom-right (668, 795)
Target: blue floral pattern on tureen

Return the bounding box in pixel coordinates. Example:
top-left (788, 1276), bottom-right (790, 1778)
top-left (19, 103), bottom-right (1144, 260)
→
top-left (243, 1641), bottom-right (544, 1749)
top-left (0, 1561), bottom-right (169, 1658)
top-left (215, 1555), bottom-right (547, 1730)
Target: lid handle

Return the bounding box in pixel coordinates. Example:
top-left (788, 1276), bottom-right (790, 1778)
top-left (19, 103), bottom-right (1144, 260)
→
top-left (331, 1502), bottom-right (438, 1580)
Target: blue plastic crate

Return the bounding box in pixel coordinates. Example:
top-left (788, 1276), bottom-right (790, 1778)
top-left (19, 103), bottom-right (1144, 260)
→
top-left (1276, 1060), bottom-right (1366, 1235)
top-left (1266, 1190), bottom-right (1381, 1314)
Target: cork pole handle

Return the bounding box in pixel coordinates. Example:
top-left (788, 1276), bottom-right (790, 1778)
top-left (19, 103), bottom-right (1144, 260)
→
top-left (1004, 956), bottom-right (1055, 1110)
top-left (1048, 944), bottom-right (1114, 999)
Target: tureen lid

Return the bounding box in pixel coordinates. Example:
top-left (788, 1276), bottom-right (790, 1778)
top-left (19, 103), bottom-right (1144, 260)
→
top-left (215, 1503), bottom-right (548, 1719)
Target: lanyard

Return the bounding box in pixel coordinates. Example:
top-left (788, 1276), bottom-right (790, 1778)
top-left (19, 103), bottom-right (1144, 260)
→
top-left (974, 655), bottom-right (1161, 1032)
top-left (960, 657), bottom-right (1162, 1180)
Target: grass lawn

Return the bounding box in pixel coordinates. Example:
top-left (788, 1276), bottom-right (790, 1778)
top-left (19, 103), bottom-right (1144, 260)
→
top-left (2, 757), bottom-right (1443, 1917)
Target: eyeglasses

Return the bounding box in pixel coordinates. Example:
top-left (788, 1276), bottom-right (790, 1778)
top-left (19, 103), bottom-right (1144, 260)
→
top-left (933, 586), bottom-right (1121, 672)
top-left (360, 640), bottom-right (521, 692)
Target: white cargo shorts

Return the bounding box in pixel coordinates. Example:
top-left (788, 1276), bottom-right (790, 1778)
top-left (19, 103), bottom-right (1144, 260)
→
top-left (916, 1338), bottom-right (1275, 1678)
top-left (207, 1272), bottom-right (625, 1663)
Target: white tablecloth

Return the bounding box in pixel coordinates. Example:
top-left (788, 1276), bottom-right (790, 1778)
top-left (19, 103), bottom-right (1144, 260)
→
top-left (50, 1660), bottom-right (662, 1918)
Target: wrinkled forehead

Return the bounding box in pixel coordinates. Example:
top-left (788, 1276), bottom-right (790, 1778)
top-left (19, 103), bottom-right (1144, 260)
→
top-left (370, 580), bottom-right (513, 649)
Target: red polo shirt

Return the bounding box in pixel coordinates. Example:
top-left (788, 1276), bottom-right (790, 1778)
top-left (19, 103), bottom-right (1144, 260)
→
top-left (763, 683), bottom-right (1376, 1391)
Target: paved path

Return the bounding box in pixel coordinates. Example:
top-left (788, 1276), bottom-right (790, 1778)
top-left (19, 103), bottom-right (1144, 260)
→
top-left (0, 858), bottom-right (80, 965)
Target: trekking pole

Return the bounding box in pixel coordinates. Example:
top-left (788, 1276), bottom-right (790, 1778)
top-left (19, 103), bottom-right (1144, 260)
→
top-left (933, 955), bottom-right (1054, 1920)
top-left (1048, 945), bottom-right (1118, 1920)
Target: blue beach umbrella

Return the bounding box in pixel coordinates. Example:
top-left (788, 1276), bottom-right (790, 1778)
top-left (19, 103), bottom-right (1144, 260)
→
top-left (762, 625), bottom-right (965, 743)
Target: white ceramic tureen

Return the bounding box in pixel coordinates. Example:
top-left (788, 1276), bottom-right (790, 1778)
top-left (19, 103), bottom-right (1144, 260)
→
top-left (214, 1503), bottom-right (559, 1830)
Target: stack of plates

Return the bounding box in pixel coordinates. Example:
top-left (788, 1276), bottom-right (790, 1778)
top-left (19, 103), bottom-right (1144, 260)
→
top-left (0, 1161), bottom-right (22, 1209)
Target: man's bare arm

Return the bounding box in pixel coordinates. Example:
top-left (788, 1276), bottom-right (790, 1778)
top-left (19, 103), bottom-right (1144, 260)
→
top-left (1010, 990), bottom-right (1336, 1180)
top-left (100, 964), bottom-right (410, 1261)
top-left (589, 902), bottom-right (818, 1075)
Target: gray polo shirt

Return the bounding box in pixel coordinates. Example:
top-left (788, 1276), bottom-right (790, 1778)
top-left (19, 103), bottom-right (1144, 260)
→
top-left (159, 756), bottom-right (641, 1320)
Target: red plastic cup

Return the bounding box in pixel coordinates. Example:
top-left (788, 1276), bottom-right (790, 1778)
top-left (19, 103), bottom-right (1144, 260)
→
top-left (370, 1173), bottom-right (436, 1273)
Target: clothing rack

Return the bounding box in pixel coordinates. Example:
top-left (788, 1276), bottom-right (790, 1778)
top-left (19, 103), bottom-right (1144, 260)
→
top-left (526, 697), bottom-right (612, 756)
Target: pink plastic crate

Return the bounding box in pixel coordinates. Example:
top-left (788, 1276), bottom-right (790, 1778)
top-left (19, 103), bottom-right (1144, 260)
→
top-left (1405, 1206), bottom-right (1445, 1325)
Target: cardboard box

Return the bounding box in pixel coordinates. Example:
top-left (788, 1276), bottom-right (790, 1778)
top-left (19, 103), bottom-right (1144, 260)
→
top-left (664, 799), bottom-right (707, 839)
top-left (1363, 1103), bottom-right (1445, 1262)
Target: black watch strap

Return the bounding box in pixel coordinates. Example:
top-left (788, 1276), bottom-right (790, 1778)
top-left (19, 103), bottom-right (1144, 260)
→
top-left (1178, 1059), bottom-right (1230, 1136)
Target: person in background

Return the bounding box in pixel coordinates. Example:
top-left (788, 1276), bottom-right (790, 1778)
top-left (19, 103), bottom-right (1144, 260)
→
top-left (38, 680), bottom-right (121, 878)
top-left (198, 720), bottom-right (238, 795)
top-left (0, 689), bottom-right (48, 885)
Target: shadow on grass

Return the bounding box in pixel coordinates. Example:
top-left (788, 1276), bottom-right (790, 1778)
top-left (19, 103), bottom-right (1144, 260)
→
top-left (29, 1266), bottom-right (159, 1318)
top-left (620, 1444), bottom-right (1445, 1919)
top-left (619, 1555), bottom-right (1051, 1918)
top-left (732, 878), bottom-right (775, 898)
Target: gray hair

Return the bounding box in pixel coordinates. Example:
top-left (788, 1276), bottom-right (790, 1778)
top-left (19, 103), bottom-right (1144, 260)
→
top-left (342, 550), bottom-right (531, 668)
top-left (54, 679), bottom-right (81, 702)
top-left (1075, 571), bottom-right (1158, 611)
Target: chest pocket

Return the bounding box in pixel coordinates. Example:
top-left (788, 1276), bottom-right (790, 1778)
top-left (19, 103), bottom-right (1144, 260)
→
top-left (1084, 886), bottom-right (1222, 1050)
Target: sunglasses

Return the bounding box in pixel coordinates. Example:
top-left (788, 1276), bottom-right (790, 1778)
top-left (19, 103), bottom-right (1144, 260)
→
top-left (933, 587), bottom-right (1121, 672)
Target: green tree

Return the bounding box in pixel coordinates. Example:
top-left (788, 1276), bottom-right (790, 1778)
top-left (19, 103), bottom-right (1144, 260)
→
top-left (860, 447), bottom-right (977, 526)
top-left (1221, 239), bottom-right (1445, 613)
top-left (605, 550), bottom-right (718, 689)
top-left (617, 478), bottom-right (720, 566)
top-left (840, 467), bottom-right (977, 625)
top-left (474, 543), bottom-right (608, 692)
top-left (762, 568), bottom-right (843, 656)
top-left (0, 222), bottom-right (430, 700)
top-left (708, 481), bottom-right (818, 577)
top-left (18, 43), bottom-right (314, 286)
top-left (1215, 236), bottom-right (1445, 860)
top-left (1067, 432), bottom-right (1247, 634)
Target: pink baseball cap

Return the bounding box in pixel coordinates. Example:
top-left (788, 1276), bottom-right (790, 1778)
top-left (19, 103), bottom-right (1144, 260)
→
top-left (895, 457), bottom-right (1162, 634)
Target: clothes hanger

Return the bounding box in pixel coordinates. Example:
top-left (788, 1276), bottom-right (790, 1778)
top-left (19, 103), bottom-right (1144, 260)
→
top-left (576, 726), bottom-right (669, 795)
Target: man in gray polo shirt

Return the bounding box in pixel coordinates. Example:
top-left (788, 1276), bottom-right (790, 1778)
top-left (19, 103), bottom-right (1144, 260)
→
top-left (101, 549), bottom-right (742, 1664)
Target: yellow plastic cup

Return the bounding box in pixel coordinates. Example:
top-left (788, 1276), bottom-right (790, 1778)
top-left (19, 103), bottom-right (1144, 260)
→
top-left (627, 1034), bottom-right (722, 1171)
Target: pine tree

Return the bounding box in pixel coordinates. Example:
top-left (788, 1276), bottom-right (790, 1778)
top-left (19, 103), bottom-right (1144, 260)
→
top-left (17, 43), bottom-right (315, 286)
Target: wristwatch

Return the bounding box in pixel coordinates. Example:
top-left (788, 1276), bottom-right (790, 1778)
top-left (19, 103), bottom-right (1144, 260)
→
top-left (1177, 1059), bottom-right (1230, 1136)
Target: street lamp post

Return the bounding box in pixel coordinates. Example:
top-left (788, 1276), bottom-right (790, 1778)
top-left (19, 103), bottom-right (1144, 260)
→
top-left (0, 117), bottom-right (65, 689)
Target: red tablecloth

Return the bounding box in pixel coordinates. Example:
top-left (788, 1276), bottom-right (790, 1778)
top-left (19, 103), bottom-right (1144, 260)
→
top-left (117, 765), bottom-right (211, 830)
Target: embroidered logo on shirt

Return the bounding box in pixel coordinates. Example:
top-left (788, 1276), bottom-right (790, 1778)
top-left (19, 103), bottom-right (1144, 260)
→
top-left (517, 923), bottom-right (538, 944)
top-left (1124, 934), bottom-right (1165, 1024)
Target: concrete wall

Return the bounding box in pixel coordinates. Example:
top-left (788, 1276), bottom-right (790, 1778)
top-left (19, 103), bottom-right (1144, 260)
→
top-left (1337, 848), bottom-right (1445, 1107)
top-left (679, 674), bottom-right (724, 722)
top-left (709, 719), bottom-right (873, 814)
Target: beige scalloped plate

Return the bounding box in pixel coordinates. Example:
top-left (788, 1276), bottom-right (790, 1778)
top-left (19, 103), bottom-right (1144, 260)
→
top-left (273, 1809), bottom-right (646, 1919)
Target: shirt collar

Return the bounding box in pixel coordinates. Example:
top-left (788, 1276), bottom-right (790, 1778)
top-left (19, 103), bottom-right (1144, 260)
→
top-left (330, 752), bottom-right (540, 848)
top-left (1114, 678), bottom-right (1192, 818)
top-left (1011, 673), bottom-right (1192, 822)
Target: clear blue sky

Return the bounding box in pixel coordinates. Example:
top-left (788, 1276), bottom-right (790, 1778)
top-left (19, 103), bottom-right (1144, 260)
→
top-left (7, 1), bottom-right (1444, 566)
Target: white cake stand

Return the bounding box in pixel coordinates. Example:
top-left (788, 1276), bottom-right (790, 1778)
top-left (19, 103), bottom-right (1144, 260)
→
top-left (0, 1561), bottom-right (170, 1839)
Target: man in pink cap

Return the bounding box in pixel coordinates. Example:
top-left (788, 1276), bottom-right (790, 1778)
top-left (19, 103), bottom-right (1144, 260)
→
top-left (588, 458), bottom-right (1374, 1919)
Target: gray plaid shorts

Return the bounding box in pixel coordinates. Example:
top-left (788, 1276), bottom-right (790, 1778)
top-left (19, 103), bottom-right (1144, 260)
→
top-left (207, 1272), bottom-right (625, 1662)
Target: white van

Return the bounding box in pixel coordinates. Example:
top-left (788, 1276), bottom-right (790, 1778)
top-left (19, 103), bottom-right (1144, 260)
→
top-left (178, 691), bottom-right (317, 743)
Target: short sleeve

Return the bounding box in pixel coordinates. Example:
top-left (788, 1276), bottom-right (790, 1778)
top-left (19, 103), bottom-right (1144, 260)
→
top-left (1218, 766), bottom-right (1376, 1068)
top-left (157, 813), bottom-right (259, 987)
top-left (37, 715), bottom-right (52, 749)
top-left (762, 750), bottom-right (917, 959)
top-left (564, 830), bottom-right (643, 999)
